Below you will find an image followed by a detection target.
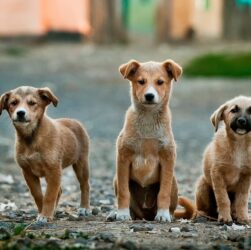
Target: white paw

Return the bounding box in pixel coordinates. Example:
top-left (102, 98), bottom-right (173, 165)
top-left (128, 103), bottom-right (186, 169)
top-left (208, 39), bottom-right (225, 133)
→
top-left (107, 208), bottom-right (131, 221)
top-left (155, 209), bottom-right (172, 222)
top-left (78, 207), bottom-right (91, 216)
top-left (116, 208), bottom-right (131, 221)
top-left (36, 214), bottom-right (48, 223)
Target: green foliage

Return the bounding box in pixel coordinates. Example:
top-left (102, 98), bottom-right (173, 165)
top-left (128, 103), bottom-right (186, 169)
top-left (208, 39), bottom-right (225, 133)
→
top-left (184, 52), bottom-right (251, 78)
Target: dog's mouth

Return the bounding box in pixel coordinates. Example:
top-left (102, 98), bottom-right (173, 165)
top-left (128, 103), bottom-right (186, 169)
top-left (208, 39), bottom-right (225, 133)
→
top-left (230, 120), bottom-right (251, 135)
top-left (13, 119), bottom-right (31, 124)
top-left (142, 101), bottom-right (157, 106)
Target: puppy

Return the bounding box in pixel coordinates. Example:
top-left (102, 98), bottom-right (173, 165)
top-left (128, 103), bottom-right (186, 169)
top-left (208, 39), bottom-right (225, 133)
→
top-left (108, 59), bottom-right (194, 222)
top-left (196, 96), bottom-right (251, 224)
top-left (0, 86), bottom-right (90, 223)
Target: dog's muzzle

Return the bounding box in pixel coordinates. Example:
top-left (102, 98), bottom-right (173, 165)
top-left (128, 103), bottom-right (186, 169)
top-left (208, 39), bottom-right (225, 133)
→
top-left (13, 109), bottom-right (29, 123)
top-left (230, 116), bottom-right (251, 135)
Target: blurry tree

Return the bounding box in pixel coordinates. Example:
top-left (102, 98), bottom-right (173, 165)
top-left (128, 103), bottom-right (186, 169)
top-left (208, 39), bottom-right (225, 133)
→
top-left (223, 0), bottom-right (251, 40)
top-left (155, 0), bottom-right (171, 43)
top-left (90, 0), bottom-right (127, 43)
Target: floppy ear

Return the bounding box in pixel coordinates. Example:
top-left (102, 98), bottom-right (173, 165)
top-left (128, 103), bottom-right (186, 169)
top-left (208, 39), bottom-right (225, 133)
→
top-left (119, 60), bottom-right (140, 80)
top-left (38, 87), bottom-right (58, 107)
top-left (162, 60), bottom-right (182, 81)
top-left (210, 104), bottom-right (227, 132)
top-left (0, 92), bottom-right (11, 116)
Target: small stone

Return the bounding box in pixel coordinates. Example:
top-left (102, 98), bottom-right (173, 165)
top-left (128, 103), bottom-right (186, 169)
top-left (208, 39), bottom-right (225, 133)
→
top-left (169, 227), bottom-right (181, 233)
top-left (99, 199), bottom-right (112, 205)
top-left (101, 205), bottom-right (112, 213)
top-left (181, 226), bottom-right (194, 232)
top-left (92, 207), bottom-right (100, 216)
top-left (99, 232), bottom-right (116, 243)
top-left (192, 216), bottom-right (208, 223)
top-left (116, 239), bottom-right (137, 250)
top-left (182, 232), bottom-right (198, 238)
top-left (0, 228), bottom-right (11, 240)
top-left (129, 223), bottom-right (154, 232)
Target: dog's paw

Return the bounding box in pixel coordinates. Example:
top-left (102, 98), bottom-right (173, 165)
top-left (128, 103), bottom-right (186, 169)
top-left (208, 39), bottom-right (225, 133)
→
top-left (78, 207), bottom-right (91, 217)
top-left (155, 209), bottom-right (172, 222)
top-left (106, 208), bottom-right (131, 221)
top-left (218, 213), bottom-right (233, 225)
top-left (36, 214), bottom-right (48, 224)
top-left (235, 214), bottom-right (250, 225)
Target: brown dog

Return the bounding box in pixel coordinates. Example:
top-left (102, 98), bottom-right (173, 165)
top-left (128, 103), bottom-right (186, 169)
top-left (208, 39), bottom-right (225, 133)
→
top-left (196, 96), bottom-right (251, 224)
top-left (108, 60), bottom-right (194, 222)
top-left (0, 86), bottom-right (90, 223)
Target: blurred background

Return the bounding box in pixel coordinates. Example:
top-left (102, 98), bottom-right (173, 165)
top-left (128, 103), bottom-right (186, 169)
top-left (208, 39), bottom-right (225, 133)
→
top-left (0, 0), bottom-right (251, 198)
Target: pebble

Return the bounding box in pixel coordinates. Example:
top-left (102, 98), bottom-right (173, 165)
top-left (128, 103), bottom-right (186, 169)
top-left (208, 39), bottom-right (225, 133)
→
top-left (129, 223), bottom-right (154, 232)
top-left (92, 207), bottom-right (100, 216)
top-left (0, 228), bottom-right (11, 240)
top-left (169, 227), bottom-right (181, 233)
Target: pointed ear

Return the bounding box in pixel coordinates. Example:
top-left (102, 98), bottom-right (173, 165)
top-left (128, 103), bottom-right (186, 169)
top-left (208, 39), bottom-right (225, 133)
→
top-left (38, 87), bottom-right (58, 107)
top-left (162, 59), bottom-right (182, 81)
top-left (0, 91), bottom-right (11, 116)
top-left (119, 60), bottom-right (140, 80)
top-left (210, 104), bottom-right (228, 132)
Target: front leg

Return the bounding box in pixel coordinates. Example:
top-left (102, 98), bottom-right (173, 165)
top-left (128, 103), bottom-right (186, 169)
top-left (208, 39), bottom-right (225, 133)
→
top-left (233, 175), bottom-right (251, 224)
top-left (113, 147), bottom-right (132, 221)
top-left (211, 168), bottom-right (232, 223)
top-left (22, 168), bottom-right (43, 213)
top-left (155, 148), bottom-right (176, 222)
top-left (38, 167), bottom-right (61, 223)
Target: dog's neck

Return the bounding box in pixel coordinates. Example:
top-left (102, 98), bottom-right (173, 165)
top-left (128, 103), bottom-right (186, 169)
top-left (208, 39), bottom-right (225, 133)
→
top-left (15, 115), bottom-right (52, 145)
top-left (131, 102), bottom-right (170, 139)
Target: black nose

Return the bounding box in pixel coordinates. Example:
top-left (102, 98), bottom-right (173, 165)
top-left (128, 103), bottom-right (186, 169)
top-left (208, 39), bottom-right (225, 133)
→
top-left (237, 117), bottom-right (247, 126)
top-left (17, 110), bottom-right (25, 118)
top-left (145, 93), bottom-right (155, 102)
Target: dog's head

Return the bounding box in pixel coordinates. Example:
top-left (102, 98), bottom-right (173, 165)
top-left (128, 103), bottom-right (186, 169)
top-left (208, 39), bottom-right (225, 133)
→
top-left (0, 86), bottom-right (58, 132)
top-left (119, 60), bottom-right (182, 108)
top-left (211, 96), bottom-right (251, 136)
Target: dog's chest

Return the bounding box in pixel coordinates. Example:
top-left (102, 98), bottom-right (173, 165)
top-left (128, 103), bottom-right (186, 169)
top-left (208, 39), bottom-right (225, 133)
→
top-left (232, 144), bottom-right (251, 171)
top-left (130, 140), bottom-right (160, 187)
top-left (17, 151), bottom-right (45, 177)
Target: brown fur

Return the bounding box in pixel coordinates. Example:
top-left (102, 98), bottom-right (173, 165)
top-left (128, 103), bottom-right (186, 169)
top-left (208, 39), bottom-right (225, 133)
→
top-left (195, 96), bottom-right (251, 224)
top-left (112, 59), bottom-right (194, 221)
top-left (0, 86), bottom-right (90, 221)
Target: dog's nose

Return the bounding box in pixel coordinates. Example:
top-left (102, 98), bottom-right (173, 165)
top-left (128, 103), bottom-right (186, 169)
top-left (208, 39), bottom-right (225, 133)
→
top-left (145, 93), bottom-right (155, 102)
top-left (17, 110), bottom-right (26, 118)
top-left (237, 117), bottom-right (247, 126)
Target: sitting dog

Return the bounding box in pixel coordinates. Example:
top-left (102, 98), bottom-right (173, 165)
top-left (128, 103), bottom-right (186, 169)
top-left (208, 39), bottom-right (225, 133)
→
top-left (108, 59), bottom-right (194, 222)
top-left (196, 96), bottom-right (251, 224)
top-left (0, 86), bottom-right (90, 223)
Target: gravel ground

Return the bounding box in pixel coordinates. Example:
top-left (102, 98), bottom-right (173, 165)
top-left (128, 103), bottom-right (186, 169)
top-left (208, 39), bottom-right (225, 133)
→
top-left (0, 41), bottom-right (251, 249)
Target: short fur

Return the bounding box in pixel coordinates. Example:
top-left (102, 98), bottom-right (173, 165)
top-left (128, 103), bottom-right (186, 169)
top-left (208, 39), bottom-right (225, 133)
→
top-left (0, 86), bottom-right (90, 222)
top-left (109, 59), bottom-right (194, 221)
top-left (195, 96), bottom-right (251, 224)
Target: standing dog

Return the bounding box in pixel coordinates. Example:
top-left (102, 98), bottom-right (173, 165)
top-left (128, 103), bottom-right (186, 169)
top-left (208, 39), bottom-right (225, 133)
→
top-left (108, 60), bottom-right (194, 222)
top-left (0, 86), bottom-right (90, 223)
top-left (196, 96), bottom-right (251, 224)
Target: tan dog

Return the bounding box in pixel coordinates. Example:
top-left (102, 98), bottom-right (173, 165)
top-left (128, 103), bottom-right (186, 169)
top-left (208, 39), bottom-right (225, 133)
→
top-left (108, 59), bottom-right (194, 222)
top-left (0, 86), bottom-right (90, 223)
top-left (196, 96), bottom-right (251, 224)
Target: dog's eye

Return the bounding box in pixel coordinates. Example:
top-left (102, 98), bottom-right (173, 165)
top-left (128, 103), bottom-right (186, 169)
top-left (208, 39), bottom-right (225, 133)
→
top-left (247, 107), bottom-right (251, 114)
top-left (157, 79), bottom-right (164, 85)
top-left (137, 79), bottom-right (145, 85)
top-left (10, 100), bottom-right (18, 106)
top-left (230, 106), bottom-right (240, 113)
top-left (28, 101), bottom-right (36, 106)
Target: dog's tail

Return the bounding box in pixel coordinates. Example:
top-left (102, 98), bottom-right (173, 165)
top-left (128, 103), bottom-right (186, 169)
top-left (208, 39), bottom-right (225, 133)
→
top-left (173, 196), bottom-right (195, 219)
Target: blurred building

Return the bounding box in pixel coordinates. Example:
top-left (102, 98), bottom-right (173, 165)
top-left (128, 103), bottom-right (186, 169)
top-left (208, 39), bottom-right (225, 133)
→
top-left (0, 0), bottom-right (250, 42)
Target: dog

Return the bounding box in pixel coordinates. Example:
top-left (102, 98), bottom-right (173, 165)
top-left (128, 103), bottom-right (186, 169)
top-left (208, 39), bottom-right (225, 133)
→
top-left (195, 96), bottom-right (251, 224)
top-left (107, 59), bottom-right (194, 222)
top-left (0, 86), bottom-right (90, 223)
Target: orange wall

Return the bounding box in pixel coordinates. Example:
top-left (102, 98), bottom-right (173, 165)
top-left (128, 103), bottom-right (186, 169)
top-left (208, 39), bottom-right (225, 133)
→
top-left (0, 0), bottom-right (91, 36)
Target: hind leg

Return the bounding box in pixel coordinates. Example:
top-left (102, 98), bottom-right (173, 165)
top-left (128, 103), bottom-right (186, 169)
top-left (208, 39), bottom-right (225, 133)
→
top-left (73, 154), bottom-right (90, 216)
top-left (170, 176), bottom-right (178, 217)
top-left (195, 176), bottom-right (217, 219)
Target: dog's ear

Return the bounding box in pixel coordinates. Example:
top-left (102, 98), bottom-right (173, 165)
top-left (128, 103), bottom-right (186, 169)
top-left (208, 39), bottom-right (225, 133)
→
top-left (0, 92), bottom-right (11, 116)
top-left (210, 104), bottom-right (227, 132)
top-left (38, 87), bottom-right (58, 107)
top-left (162, 60), bottom-right (182, 82)
top-left (119, 60), bottom-right (140, 80)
